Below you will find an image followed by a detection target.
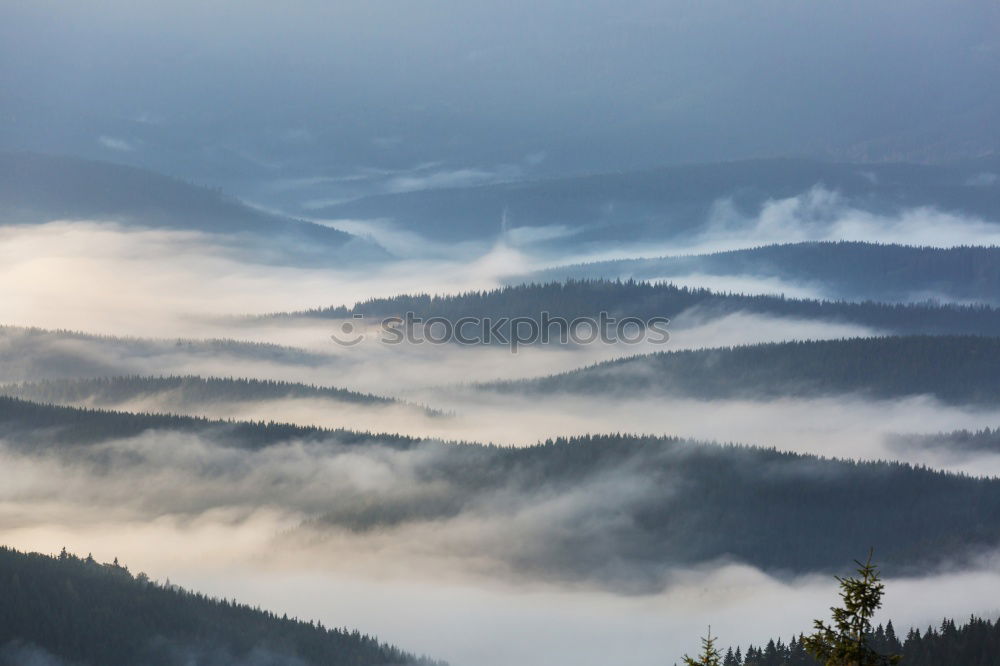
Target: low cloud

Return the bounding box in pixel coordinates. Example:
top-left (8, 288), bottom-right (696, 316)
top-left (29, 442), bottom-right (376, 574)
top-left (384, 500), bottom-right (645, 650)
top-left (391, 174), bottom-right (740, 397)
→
top-left (699, 186), bottom-right (1000, 252)
top-left (537, 187), bottom-right (1000, 268)
top-left (385, 166), bottom-right (521, 193)
top-left (97, 135), bottom-right (134, 152)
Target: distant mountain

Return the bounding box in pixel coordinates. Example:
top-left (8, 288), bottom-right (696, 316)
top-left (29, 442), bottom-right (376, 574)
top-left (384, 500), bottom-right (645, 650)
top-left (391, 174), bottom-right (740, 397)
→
top-left (0, 395), bottom-right (410, 450)
top-left (0, 546), bottom-right (440, 666)
top-left (528, 242), bottom-right (1000, 304)
top-left (311, 158), bottom-right (1000, 245)
top-left (887, 427), bottom-right (1000, 457)
top-left (5, 397), bottom-right (1000, 588)
top-left (280, 280), bottom-right (1000, 342)
top-left (486, 336), bottom-right (1000, 405)
top-left (0, 375), bottom-right (439, 416)
top-left (0, 152), bottom-right (387, 263)
top-left (0, 325), bottom-right (328, 383)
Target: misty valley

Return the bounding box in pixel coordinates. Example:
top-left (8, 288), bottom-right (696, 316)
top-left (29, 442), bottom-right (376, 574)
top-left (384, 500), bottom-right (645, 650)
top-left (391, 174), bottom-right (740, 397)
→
top-left (3, 3), bottom-right (1000, 665)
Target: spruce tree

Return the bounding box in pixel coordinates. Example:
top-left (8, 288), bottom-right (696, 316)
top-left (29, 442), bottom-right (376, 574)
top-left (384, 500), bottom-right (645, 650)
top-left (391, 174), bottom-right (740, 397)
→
top-left (803, 550), bottom-right (901, 665)
top-left (683, 627), bottom-right (723, 666)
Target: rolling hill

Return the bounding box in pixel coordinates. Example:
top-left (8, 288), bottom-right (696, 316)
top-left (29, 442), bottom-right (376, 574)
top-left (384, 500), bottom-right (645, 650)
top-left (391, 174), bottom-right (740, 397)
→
top-left (311, 158), bottom-right (1000, 245)
top-left (0, 375), bottom-right (439, 416)
top-left (277, 280), bottom-right (1000, 342)
top-left (485, 335), bottom-right (1000, 405)
top-left (0, 325), bottom-right (330, 383)
top-left (0, 546), bottom-right (440, 666)
top-left (0, 152), bottom-right (387, 263)
top-left (4, 397), bottom-right (1000, 588)
top-left (527, 241), bottom-right (1000, 304)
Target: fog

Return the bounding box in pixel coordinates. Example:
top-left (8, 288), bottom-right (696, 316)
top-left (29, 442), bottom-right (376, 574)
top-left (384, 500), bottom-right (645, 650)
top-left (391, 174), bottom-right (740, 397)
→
top-left (20, 382), bottom-right (1000, 477)
top-left (522, 187), bottom-right (1000, 270)
top-left (4, 483), bottom-right (1000, 666)
top-left (0, 221), bottom-right (523, 337)
top-left (3, 192), bottom-right (997, 348)
top-left (697, 187), bottom-right (1000, 253)
top-left (14, 504), bottom-right (1000, 666)
top-left (4, 213), bottom-right (1000, 662)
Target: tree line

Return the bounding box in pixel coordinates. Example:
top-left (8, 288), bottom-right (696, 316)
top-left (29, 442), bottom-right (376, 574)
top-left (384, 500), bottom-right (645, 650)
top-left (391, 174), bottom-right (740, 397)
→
top-left (0, 546), bottom-right (441, 666)
top-left (4, 397), bottom-right (1000, 585)
top-left (492, 335), bottom-right (1000, 405)
top-left (277, 279), bottom-right (1000, 341)
top-left (536, 242), bottom-right (1000, 304)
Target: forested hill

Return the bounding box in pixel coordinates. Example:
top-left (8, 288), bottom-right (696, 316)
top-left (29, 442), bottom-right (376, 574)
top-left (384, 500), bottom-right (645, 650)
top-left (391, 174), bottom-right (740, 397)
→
top-left (530, 242), bottom-right (1000, 304)
top-left (1, 376), bottom-right (404, 409)
top-left (6, 397), bottom-right (1000, 586)
top-left (0, 546), bottom-right (441, 666)
top-left (0, 395), bottom-right (415, 450)
top-left (888, 427), bottom-right (1000, 457)
top-left (724, 616), bottom-right (1000, 666)
top-left (0, 325), bottom-right (327, 382)
top-left (310, 157), bottom-right (1000, 244)
top-left (488, 336), bottom-right (1000, 405)
top-left (0, 152), bottom-right (387, 263)
top-left (280, 280), bottom-right (1000, 339)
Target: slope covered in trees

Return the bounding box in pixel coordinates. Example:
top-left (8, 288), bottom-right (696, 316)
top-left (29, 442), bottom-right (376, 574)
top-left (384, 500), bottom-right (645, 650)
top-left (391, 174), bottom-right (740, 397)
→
top-left (490, 336), bottom-right (1000, 405)
top-left (5, 397), bottom-right (1000, 586)
top-left (887, 427), bottom-right (1000, 456)
top-left (283, 280), bottom-right (1000, 340)
top-left (0, 395), bottom-right (407, 450)
top-left (1, 375), bottom-right (407, 410)
top-left (0, 546), bottom-right (440, 666)
top-left (531, 242), bottom-right (1000, 304)
top-left (0, 325), bottom-right (327, 382)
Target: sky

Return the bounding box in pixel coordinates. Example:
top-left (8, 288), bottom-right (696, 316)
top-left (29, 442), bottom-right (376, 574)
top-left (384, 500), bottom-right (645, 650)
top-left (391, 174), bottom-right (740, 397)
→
top-left (2, 0), bottom-right (999, 199)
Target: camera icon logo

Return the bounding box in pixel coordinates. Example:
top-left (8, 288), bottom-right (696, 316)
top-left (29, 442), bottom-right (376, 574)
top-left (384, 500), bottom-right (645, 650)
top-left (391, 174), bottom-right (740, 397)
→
top-left (330, 314), bottom-right (367, 346)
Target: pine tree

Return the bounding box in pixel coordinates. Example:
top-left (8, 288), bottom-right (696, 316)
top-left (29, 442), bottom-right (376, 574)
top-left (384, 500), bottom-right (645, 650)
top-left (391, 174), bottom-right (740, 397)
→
top-left (803, 550), bottom-right (901, 665)
top-left (684, 627), bottom-right (723, 666)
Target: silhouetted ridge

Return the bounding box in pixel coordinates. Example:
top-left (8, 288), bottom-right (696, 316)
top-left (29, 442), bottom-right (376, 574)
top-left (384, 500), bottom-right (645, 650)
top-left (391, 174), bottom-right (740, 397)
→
top-left (0, 546), bottom-right (442, 666)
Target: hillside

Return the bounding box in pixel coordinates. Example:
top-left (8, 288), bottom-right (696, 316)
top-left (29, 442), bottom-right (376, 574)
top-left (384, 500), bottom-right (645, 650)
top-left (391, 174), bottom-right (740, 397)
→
top-left (0, 325), bottom-right (329, 382)
top-left (0, 395), bottom-right (408, 450)
top-left (312, 158), bottom-right (1000, 244)
top-left (529, 241), bottom-right (1000, 304)
top-left (888, 427), bottom-right (1000, 457)
top-left (281, 280), bottom-right (1000, 340)
top-left (0, 152), bottom-right (386, 263)
top-left (0, 546), bottom-right (440, 666)
top-left (1, 375), bottom-right (401, 409)
top-left (486, 336), bottom-right (1000, 405)
top-left (5, 398), bottom-right (1000, 588)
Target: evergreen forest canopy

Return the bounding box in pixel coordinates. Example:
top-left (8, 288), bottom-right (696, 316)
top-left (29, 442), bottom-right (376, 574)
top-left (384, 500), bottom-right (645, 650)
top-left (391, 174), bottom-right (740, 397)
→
top-left (282, 280), bottom-right (1000, 341)
top-left (529, 241), bottom-right (1000, 304)
top-left (0, 325), bottom-right (330, 382)
top-left (3, 396), bottom-right (1000, 589)
top-left (717, 618), bottom-right (1000, 666)
top-left (0, 546), bottom-right (441, 666)
top-left (488, 335), bottom-right (1000, 405)
top-left (0, 375), bottom-right (405, 409)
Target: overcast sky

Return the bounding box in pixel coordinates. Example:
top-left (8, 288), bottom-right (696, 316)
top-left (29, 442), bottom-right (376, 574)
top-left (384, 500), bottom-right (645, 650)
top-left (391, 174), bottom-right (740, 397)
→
top-left (2, 0), bottom-right (998, 192)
